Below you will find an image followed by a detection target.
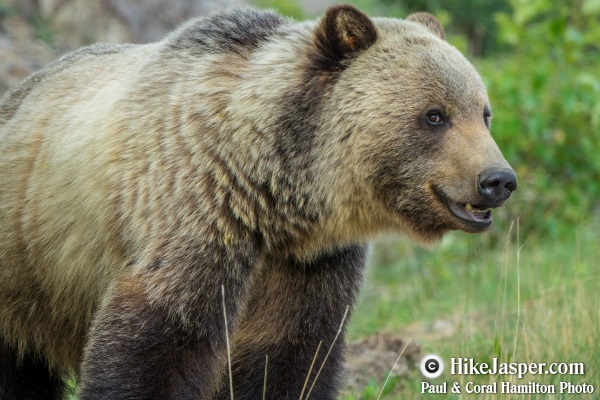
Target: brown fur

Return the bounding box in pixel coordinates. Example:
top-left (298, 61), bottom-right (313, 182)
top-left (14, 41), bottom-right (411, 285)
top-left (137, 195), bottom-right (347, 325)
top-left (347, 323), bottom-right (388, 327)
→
top-left (0, 5), bottom-right (515, 399)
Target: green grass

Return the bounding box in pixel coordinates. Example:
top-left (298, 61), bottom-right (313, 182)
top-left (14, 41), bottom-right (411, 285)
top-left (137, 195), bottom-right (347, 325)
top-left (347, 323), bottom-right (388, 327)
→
top-left (345, 217), bottom-right (600, 399)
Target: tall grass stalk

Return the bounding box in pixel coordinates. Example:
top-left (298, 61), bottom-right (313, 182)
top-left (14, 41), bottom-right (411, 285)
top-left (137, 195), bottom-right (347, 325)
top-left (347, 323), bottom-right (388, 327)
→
top-left (221, 285), bottom-right (234, 400)
top-left (304, 306), bottom-right (350, 400)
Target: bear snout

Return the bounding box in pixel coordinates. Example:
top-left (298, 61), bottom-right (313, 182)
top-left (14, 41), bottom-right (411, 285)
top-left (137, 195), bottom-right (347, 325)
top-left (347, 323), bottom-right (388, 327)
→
top-left (477, 167), bottom-right (518, 208)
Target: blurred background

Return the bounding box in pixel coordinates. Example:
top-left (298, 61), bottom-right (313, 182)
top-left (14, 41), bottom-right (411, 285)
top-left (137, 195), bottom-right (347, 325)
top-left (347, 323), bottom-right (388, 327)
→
top-left (1, 0), bottom-right (599, 398)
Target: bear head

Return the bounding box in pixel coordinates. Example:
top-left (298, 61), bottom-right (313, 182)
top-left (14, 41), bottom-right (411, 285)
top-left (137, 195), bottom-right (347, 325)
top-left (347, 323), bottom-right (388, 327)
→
top-left (308, 5), bottom-right (517, 245)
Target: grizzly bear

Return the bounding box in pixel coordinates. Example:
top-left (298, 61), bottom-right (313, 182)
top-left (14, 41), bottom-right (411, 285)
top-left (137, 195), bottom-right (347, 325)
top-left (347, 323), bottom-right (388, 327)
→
top-left (0, 5), bottom-right (516, 400)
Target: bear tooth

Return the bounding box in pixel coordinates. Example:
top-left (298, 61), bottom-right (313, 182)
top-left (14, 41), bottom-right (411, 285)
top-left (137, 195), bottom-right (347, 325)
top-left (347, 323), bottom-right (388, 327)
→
top-left (465, 204), bottom-right (472, 211)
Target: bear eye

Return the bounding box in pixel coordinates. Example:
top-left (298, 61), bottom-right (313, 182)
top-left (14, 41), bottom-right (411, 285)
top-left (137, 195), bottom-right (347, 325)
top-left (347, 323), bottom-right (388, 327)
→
top-left (483, 108), bottom-right (492, 128)
top-left (425, 110), bottom-right (445, 126)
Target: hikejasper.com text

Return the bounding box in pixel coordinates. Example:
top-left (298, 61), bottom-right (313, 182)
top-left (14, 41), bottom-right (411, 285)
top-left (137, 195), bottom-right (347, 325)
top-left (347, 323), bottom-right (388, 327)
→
top-left (450, 358), bottom-right (585, 379)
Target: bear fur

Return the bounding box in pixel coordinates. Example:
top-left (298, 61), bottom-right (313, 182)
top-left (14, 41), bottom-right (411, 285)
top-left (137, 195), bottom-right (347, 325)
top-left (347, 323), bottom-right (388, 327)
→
top-left (0, 5), bottom-right (515, 399)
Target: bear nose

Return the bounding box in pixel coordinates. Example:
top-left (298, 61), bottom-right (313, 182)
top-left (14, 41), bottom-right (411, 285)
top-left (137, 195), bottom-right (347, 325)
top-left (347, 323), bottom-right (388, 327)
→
top-left (477, 167), bottom-right (517, 206)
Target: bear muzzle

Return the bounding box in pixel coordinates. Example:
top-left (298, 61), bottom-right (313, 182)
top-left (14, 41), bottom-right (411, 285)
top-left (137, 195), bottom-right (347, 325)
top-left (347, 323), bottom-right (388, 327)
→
top-left (433, 167), bottom-right (517, 233)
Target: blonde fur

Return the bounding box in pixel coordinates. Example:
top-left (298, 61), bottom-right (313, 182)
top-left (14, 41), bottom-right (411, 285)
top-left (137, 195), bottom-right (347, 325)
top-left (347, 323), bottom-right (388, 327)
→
top-left (0, 6), bottom-right (513, 397)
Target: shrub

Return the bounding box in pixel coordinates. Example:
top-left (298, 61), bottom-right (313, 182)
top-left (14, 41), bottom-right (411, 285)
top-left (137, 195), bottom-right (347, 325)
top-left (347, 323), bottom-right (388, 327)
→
top-left (477, 0), bottom-right (600, 239)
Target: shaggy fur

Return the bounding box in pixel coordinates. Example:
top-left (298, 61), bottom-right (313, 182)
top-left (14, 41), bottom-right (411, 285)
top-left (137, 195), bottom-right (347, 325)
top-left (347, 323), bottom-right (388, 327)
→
top-left (0, 5), bottom-right (515, 399)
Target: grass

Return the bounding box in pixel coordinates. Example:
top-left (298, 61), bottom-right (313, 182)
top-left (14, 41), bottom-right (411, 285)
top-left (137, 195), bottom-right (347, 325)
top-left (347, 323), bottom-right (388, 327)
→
top-left (344, 217), bottom-right (600, 399)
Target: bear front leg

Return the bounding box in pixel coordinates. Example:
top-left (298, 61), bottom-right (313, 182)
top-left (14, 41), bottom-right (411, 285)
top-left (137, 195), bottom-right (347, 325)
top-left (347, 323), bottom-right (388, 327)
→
top-left (215, 245), bottom-right (367, 400)
top-left (78, 240), bottom-right (260, 400)
top-left (78, 277), bottom-right (218, 400)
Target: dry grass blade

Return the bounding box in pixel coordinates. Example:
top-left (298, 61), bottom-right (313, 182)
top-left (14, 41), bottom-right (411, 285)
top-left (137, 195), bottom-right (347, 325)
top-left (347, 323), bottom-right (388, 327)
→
top-left (299, 341), bottom-right (322, 400)
top-left (376, 338), bottom-right (413, 400)
top-left (263, 355), bottom-right (268, 400)
top-left (512, 218), bottom-right (521, 358)
top-left (221, 285), bottom-right (234, 400)
top-left (304, 305), bottom-right (350, 400)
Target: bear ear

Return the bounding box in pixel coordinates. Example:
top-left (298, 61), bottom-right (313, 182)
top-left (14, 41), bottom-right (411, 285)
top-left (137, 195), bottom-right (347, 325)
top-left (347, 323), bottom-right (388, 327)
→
top-left (406, 12), bottom-right (446, 40)
top-left (313, 5), bottom-right (377, 67)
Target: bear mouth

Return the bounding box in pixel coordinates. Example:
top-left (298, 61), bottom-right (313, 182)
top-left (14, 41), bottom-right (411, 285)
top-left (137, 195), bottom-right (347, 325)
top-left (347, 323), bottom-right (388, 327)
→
top-left (433, 187), bottom-right (493, 232)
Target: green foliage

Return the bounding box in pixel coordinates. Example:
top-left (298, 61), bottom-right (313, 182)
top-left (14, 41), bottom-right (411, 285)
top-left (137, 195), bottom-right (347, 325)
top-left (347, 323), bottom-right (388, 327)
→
top-left (357, 379), bottom-right (381, 399)
top-left (344, 377), bottom-right (401, 400)
top-left (0, 1), bottom-right (15, 18)
top-left (0, 0), bottom-right (54, 45)
top-left (31, 14), bottom-right (55, 45)
top-left (342, 0), bottom-right (406, 18)
top-left (253, 0), bottom-right (306, 19)
top-left (478, 0), bottom-right (600, 238)
top-left (377, 0), bottom-right (511, 55)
